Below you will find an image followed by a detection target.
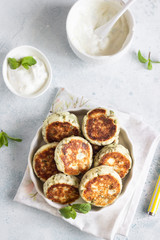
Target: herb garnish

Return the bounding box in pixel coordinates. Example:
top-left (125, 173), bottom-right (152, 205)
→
top-left (0, 130), bottom-right (22, 148)
top-left (59, 203), bottom-right (91, 219)
top-left (138, 50), bottom-right (160, 70)
top-left (8, 58), bottom-right (21, 69)
top-left (8, 56), bottom-right (37, 70)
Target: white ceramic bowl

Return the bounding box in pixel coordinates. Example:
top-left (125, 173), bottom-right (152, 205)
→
top-left (2, 45), bottom-right (52, 98)
top-left (28, 108), bottom-right (135, 211)
top-left (66, 0), bottom-right (135, 63)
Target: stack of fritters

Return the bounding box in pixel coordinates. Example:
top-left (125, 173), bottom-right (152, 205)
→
top-left (32, 108), bottom-right (132, 207)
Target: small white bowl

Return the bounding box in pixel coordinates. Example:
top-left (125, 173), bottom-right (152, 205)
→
top-left (66, 0), bottom-right (135, 63)
top-left (2, 45), bottom-right (52, 98)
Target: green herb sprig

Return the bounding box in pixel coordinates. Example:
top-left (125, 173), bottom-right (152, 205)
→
top-left (59, 203), bottom-right (91, 219)
top-left (138, 50), bottom-right (160, 70)
top-left (8, 56), bottom-right (37, 70)
top-left (0, 130), bottom-right (22, 148)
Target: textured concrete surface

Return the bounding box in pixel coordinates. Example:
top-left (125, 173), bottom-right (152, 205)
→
top-left (0, 0), bottom-right (160, 239)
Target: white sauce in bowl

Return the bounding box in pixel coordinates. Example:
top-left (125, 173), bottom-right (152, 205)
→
top-left (7, 57), bottom-right (48, 96)
top-left (68, 0), bottom-right (129, 56)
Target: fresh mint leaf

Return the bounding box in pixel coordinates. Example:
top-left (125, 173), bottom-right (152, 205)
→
top-left (8, 58), bottom-right (21, 69)
top-left (147, 59), bottom-right (152, 70)
top-left (21, 56), bottom-right (37, 69)
top-left (2, 134), bottom-right (8, 147)
top-left (0, 132), bottom-right (4, 148)
top-left (59, 206), bottom-right (77, 219)
top-left (138, 50), bottom-right (148, 63)
top-left (59, 206), bottom-right (72, 219)
top-left (72, 203), bottom-right (91, 214)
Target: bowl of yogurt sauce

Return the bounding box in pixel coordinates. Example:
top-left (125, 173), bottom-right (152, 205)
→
top-left (2, 45), bottom-right (52, 98)
top-left (66, 0), bottom-right (135, 63)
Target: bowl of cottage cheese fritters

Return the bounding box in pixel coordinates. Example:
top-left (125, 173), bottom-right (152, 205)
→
top-left (28, 108), bottom-right (134, 209)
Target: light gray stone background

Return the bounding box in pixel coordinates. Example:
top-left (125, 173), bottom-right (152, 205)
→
top-left (0, 0), bottom-right (160, 239)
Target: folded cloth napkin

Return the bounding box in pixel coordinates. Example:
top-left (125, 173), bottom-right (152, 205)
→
top-left (14, 88), bottom-right (160, 240)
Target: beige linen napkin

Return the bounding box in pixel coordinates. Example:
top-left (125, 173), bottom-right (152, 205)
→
top-left (14, 88), bottom-right (160, 240)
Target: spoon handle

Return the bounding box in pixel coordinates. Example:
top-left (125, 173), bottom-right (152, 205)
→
top-left (95, 0), bottom-right (136, 39)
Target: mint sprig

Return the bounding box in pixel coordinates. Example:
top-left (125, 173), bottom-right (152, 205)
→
top-left (0, 130), bottom-right (22, 148)
top-left (138, 50), bottom-right (160, 70)
top-left (8, 56), bottom-right (37, 70)
top-left (59, 203), bottom-right (91, 219)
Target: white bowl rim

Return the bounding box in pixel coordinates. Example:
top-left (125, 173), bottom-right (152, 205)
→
top-left (66, 0), bottom-right (135, 60)
top-left (2, 45), bottom-right (52, 98)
